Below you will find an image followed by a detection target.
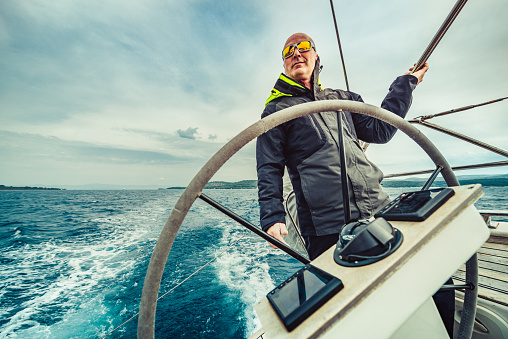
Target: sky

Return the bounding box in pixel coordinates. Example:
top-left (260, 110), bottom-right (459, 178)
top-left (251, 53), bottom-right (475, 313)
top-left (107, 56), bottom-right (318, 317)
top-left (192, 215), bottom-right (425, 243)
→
top-left (1, 0), bottom-right (507, 188)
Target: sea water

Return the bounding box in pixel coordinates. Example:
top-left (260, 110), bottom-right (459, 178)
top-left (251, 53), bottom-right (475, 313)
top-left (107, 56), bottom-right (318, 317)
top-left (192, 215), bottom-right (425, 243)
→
top-left (1, 186), bottom-right (507, 338)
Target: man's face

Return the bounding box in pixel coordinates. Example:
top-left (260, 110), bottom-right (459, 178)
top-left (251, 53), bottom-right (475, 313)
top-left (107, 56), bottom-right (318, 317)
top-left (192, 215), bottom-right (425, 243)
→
top-left (283, 35), bottom-right (317, 83)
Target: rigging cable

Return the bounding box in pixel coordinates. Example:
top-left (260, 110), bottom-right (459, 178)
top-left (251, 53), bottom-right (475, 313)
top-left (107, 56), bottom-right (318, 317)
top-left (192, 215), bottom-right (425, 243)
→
top-left (408, 97), bottom-right (508, 158)
top-left (410, 119), bottom-right (508, 158)
top-left (411, 0), bottom-right (468, 74)
top-left (100, 232), bottom-right (248, 339)
top-left (411, 96), bottom-right (508, 121)
top-left (384, 160), bottom-right (508, 178)
top-left (329, 0), bottom-right (350, 91)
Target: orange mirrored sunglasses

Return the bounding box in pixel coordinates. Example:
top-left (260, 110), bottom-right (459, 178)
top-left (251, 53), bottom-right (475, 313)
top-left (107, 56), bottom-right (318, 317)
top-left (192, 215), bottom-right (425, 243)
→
top-left (282, 40), bottom-right (315, 59)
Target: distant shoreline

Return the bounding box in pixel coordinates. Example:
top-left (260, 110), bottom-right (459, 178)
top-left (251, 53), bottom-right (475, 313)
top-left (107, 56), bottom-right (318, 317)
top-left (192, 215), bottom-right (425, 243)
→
top-left (5, 174), bottom-right (507, 191)
top-left (167, 175), bottom-right (508, 189)
top-left (0, 185), bottom-right (64, 191)
top-left (167, 180), bottom-right (257, 190)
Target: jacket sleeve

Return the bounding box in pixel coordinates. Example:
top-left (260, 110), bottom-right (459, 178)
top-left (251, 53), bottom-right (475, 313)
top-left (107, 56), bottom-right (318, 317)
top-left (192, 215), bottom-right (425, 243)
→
top-left (350, 74), bottom-right (418, 144)
top-left (256, 104), bottom-right (287, 232)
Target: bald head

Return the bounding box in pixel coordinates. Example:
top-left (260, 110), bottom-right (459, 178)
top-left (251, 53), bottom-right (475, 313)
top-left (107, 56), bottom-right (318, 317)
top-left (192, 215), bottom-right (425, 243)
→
top-left (283, 33), bottom-right (315, 51)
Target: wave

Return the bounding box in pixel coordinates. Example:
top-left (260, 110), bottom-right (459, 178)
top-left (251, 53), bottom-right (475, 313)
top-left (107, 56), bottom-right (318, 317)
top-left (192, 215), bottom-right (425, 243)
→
top-left (1, 187), bottom-right (505, 337)
top-left (0, 191), bottom-right (171, 338)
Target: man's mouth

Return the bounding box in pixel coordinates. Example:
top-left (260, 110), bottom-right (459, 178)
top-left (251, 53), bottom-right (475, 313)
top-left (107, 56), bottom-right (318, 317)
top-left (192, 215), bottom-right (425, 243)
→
top-left (292, 61), bottom-right (305, 68)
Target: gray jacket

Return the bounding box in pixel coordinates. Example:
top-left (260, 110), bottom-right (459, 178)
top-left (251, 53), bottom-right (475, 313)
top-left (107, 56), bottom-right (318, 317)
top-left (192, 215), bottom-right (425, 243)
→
top-left (257, 59), bottom-right (417, 236)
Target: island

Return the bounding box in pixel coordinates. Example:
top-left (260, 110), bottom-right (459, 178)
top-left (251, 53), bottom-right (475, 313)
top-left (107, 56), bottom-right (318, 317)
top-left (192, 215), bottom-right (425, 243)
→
top-left (0, 185), bottom-right (64, 191)
top-left (166, 180), bottom-right (257, 189)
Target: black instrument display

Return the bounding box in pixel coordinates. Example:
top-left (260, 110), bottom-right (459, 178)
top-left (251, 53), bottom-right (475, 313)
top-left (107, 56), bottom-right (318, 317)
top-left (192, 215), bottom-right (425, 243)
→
top-left (375, 187), bottom-right (455, 221)
top-left (266, 264), bottom-right (343, 331)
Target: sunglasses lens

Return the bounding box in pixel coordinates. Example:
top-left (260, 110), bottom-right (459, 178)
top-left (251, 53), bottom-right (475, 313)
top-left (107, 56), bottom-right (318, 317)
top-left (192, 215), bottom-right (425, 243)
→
top-left (297, 40), bottom-right (312, 52)
top-left (282, 41), bottom-right (313, 59)
top-left (283, 45), bottom-right (294, 59)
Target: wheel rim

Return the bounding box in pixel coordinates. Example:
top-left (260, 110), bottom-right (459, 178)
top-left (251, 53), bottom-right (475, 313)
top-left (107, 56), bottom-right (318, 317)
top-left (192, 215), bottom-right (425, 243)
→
top-left (137, 100), bottom-right (477, 338)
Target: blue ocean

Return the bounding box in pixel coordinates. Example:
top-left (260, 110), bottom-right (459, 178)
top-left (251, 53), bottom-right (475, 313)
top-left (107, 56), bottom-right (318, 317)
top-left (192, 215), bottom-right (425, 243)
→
top-left (1, 186), bottom-right (507, 338)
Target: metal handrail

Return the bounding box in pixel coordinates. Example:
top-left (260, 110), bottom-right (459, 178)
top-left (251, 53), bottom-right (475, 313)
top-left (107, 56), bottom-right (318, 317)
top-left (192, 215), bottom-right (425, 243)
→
top-left (479, 210), bottom-right (508, 217)
top-left (410, 0), bottom-right (468, 74)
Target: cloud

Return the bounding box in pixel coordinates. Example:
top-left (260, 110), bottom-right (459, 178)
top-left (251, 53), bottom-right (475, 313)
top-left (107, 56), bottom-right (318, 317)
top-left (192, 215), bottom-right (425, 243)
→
top-left (0, 129), bottom-right (257, 186)
top-left (177, 127), bottom-right (198, 140)
top-left (0, 0), bottom-right (506, 186)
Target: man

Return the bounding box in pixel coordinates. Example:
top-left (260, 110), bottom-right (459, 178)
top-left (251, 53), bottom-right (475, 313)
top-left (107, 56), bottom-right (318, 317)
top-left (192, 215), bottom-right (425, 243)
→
top-left (255, 32), bottom-right (457, 335)
top-left (257, 33), bottom-right (427, 260)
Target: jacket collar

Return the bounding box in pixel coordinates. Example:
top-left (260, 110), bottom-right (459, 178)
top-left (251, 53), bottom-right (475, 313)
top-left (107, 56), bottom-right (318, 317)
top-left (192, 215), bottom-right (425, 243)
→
top-left (265, 58), bottom-right (323, 107)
